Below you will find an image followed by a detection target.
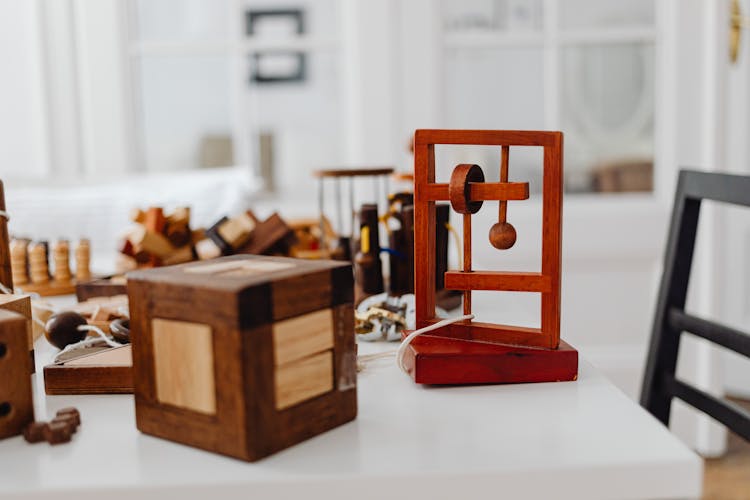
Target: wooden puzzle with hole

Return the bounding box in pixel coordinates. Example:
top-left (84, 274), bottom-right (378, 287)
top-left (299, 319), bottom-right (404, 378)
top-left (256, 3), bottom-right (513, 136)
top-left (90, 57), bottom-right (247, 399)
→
top-left (402, 129), bottom-right (578, 385)
top-left (127, 254), bottom-right (356, 461)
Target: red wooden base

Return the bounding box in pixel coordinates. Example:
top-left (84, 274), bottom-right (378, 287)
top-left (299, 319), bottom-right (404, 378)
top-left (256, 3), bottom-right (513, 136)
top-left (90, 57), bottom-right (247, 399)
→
top-left (401, 329), bottom-right (578, 385)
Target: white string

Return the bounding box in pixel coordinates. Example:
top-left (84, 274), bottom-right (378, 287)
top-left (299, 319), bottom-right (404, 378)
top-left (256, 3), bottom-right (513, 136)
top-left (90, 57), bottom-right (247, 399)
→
top-left (0, 209), bottom-right (9, 221)
top-left (396, 314), bottom-right (474, 372)
top-left (356, 314), bottom-right (475, 373)
top-left (53, 324), bottom-right (123, 364)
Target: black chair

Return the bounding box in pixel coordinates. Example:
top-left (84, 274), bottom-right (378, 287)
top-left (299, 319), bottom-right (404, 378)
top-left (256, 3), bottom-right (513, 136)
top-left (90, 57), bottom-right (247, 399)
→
top-left (641, 169), bottom-right (750, 441)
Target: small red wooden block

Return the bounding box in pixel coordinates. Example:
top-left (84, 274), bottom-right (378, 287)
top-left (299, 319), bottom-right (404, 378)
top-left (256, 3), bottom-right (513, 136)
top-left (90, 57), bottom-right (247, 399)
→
top-left (401, 331), bottom-right (578, 385)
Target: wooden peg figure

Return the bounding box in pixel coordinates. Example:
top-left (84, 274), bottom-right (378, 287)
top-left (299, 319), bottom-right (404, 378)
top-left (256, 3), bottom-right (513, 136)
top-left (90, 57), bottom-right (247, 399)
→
top-left (28, 243), bottom-right (49, 285)
top-left (10, 239), bottom-right (28, 285)
top-left (75, 239), bottom-right (91, 282)
top-left (52, 240), bottom-right (71, 282)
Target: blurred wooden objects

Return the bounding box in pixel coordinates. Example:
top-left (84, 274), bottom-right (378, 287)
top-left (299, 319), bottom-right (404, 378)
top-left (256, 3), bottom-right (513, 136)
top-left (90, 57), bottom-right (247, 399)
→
top-left (0, 309), bottom-right (34, 440)
top-left (23, 408), bottom-right (81, 445)
top-left (592, 160), bottom-right (653, 193)
top-left (313, 166), bottom-right (395, 259)
top-left (120, 206), bottom-right (197, 269)
top-left (10, 239), bottom-right (27, 286)
top-left (75, 276), bottom-right (127, 302)
top-left (70, 294), bottom-right (128, 335)
top-left (127, 255), bottom-right (356, 461)
top-left (13, 237), bottom-right (92, 296)
top-left (74, 239), bottom-right (91, 281)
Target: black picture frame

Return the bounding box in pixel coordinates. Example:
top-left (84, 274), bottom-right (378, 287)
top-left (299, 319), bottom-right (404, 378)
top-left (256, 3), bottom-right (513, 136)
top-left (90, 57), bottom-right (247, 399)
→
top-left (246, 9), bottom-right (306, 84)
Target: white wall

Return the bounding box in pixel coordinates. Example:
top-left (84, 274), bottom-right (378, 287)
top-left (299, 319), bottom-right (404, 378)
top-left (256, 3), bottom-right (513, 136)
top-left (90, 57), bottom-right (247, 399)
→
top-left (0, 0), bottom-right (48, 180)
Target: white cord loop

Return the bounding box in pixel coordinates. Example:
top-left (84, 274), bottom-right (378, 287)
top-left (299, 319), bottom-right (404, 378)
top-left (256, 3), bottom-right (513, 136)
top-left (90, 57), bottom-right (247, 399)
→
top-left (53, 324), bottom-right (124, 364)
top-left (357, 314), bottom-right (475, 374)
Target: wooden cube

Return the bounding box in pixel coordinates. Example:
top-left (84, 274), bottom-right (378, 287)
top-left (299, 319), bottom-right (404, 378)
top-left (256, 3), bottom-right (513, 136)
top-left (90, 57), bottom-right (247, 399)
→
top-left (0, 309), bottom-right (34, 440)
top-left (127, 255), bottom-right (356, 461)
top-left (0, 294), bottom-right (34, 372)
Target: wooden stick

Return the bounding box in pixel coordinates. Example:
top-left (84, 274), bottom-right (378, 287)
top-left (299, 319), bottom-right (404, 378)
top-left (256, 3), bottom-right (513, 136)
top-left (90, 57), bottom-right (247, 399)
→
top-left (463, 213), bottom-right (471, 315)
top-left (499, 145), bottom-right (510, 224)
top-left (0, 181), bottom-right (14, 290)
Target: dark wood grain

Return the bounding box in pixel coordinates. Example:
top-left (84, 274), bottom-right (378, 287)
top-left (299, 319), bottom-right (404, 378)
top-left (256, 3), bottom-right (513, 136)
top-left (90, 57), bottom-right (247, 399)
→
top-left (128, 254), bottom-right (356, 461)
top-left (75, 278), bottom-right (128, 302)
top-left (44, 364), bottom-right (133, 395)
top-left (0, 181), bottom-right (12, 291)
top-left (0, 309), bottom-right (33, 439)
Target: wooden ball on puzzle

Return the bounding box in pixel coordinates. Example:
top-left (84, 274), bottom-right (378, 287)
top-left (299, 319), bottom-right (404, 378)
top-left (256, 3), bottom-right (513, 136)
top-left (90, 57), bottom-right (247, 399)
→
top-left (489, 222), bottom-right (517, 250)
top-left (44, 312), bottom-right (87, 349)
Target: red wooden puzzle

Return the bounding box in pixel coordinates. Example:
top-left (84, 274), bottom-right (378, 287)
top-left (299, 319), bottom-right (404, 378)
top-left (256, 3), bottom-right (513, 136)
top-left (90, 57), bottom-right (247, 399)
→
top-left (403, 129), bottom-right (578, 385)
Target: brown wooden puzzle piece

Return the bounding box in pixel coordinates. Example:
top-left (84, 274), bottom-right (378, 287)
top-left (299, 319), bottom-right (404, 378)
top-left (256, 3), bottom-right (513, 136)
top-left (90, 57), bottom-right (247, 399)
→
top-left (127, 255), bottom-right (356, 461)
top-left (0, 309), bottom-right (34, 440)
top-left (24, 408), bottom-right (81, 445)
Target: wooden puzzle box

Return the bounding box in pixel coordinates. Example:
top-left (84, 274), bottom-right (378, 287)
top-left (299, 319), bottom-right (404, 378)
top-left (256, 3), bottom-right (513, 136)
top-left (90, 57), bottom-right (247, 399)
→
top-left (127, 254), bottom-right (357, 461)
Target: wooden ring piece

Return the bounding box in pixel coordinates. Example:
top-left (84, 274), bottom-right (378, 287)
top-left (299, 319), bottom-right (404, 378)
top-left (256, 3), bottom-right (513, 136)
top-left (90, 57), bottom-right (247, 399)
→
top-left (449, 164), bottom-right (485, 214)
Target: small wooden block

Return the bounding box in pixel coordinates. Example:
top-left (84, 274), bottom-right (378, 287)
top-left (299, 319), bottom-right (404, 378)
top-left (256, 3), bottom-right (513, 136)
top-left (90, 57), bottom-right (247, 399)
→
top-left (144, 207), bottom-right (166, 233)
top-left (152, 319), bottom-right (216, 415)
top-left (56, 407), bottom-right (81, 426)
top-left (130, 226), bottom-right (175, 259)
top-left (44, 421), bottom-right (72, 444)
top-left (195, 238), bottom-right (222, 260)
top-left (216, 213), bottom-right (256, 250)
top-left (401, 331), bottom-right (578, 385)
top-left (238, 213), bottom-right (295, 255)
top-left (51, 415), bottom-right (78, 433)
top-left (44, 345), bottom-right (133, 395)
top-left (23, 422), bottom-right (46, 443)
top-left (0, 310), bottom-right (34, 440)
top-left (166, 207), bottom-right (190, 226)
top-left (274, 350), bottom-right (333, 410)
top-left (272, 308), bottom-right (334, 366)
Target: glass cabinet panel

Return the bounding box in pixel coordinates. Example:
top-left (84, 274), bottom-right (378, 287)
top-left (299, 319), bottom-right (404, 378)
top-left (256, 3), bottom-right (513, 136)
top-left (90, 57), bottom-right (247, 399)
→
top-left (560, 43), bottom-right (654, 192)
top-left (137, 55), bottom-right (233, 171)
top-left (559, 0), bottom-right (654, 31)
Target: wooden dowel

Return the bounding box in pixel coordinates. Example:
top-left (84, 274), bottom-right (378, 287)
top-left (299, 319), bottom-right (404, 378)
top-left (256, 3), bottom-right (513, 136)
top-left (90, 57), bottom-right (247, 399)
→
top-left (499, 145), bottom-right (510, 224)
top-left (0, 180), bottom-right (13, 290)
top-left (463, 213), bottom-right (471, 315)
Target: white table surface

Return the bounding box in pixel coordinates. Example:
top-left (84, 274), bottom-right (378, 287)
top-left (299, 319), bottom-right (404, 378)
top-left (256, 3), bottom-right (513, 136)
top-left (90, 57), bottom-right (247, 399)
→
top-left (0, 336), bottom-right (702, 500)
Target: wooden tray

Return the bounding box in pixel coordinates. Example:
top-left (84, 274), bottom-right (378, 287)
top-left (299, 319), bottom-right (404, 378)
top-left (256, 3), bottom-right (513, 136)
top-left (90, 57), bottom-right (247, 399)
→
top-left (44, 345), bottom-right (133, 395)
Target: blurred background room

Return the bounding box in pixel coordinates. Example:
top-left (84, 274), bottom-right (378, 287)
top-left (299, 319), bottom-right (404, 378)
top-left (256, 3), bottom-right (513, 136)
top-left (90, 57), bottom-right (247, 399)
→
top-left (1, 0), bottom-right (748, 479)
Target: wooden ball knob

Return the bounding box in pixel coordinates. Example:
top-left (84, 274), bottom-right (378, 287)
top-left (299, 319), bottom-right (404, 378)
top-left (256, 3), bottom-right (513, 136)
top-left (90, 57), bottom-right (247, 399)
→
top-left (44, 312), bottom-right (87, 349)
top-left (489, 222), bottom-right (517, 250)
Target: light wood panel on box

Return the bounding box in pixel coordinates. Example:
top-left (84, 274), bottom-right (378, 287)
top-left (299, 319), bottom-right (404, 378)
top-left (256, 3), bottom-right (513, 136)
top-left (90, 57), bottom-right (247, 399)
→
top-left (272, 308), bottom-right (333, 366)
top-left (152, 318), bottom-right (216, 415)
top-left (275, 351), bottom-right (333, 411)
top-left (0, 295), bottom-right (31, 345)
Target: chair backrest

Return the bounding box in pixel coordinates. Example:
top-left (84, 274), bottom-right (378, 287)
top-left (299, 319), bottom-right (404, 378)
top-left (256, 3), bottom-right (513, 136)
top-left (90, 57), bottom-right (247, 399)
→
top-left (641, 169), bottom-right (750, 441)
